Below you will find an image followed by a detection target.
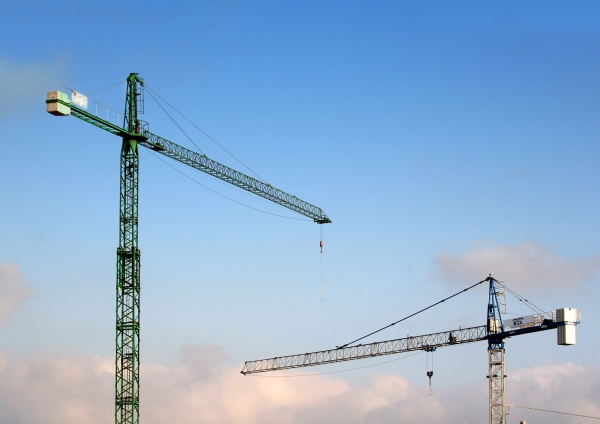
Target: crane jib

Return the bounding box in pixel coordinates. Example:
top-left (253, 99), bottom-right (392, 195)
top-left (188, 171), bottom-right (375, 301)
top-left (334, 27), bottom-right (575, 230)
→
top-left (46, 76), bottom-right (330, 424)
top-left (49, 100), bottom-right (331, 224)
top-left (241, 326), bottom-right (488, 375)
top-left (240, 309), bottom-right (578, 375)
top-left (139, 131), bottom-right (331, 224)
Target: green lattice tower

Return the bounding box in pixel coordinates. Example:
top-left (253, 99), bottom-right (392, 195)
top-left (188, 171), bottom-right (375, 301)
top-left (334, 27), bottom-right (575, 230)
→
top-left (115, 73), bottom-right (143, 424)
top-left (44, 71), bottom-right (331, 424)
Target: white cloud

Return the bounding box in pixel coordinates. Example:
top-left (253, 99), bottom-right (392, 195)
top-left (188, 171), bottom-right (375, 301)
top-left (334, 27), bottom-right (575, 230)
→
top-left (435, 240), bottom-right (600, 291)
top-left (0, 344), bottom-right (597, 423)
top-left (506, 362), bottom-right (600, 422)
top-left (0, 263), bottom-right (35, 326)
top-left (0, 56), bottom-right (67, 117)
top-left (0, 351), bottom-right (113, 424)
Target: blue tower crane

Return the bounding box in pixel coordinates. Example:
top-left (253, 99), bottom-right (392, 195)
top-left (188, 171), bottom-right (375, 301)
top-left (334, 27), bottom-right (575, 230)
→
top-left (241, 275), bottom-right (580, 424)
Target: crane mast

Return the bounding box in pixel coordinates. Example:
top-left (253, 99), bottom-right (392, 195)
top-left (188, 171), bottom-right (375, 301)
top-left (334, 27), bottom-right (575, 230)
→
top-left (487, 277), bottom-right (506, 424)
top-left (115, 74), bottom-right (143, 424)
top-left (46, 73), bottom-right (331, 424)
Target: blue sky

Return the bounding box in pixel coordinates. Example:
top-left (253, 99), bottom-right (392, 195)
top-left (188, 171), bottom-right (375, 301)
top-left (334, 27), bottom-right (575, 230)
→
top-left (1, 1), bottom-right (599, 422)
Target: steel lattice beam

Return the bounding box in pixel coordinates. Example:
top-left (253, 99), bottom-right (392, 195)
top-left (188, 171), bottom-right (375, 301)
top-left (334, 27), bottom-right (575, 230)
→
top-left (46, 73), bottom-right (331, 424)
top-left (49, 98), bottom-right (332, 224)
top-left (241, 326), bottom-right (488, 374)
top-left (487, 277), bottom-right (506, 424)
top-left (115, 74), bottom-right (142, 424)
top-left (488, 348), bottom-right (505, 424)
top-left (139, 132), bottom-right (331, 223)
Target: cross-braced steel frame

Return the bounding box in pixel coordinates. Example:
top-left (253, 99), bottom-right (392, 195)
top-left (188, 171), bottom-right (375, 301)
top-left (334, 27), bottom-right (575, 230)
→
top-left (46, 72), bottom-right (331, 424)
top-left (488, 346), bottom-right (505, 424)
top-left (241, 326), bottom-right (487, 374)
top-left (487, 277), bottom-right (506, 424)
top-left (115, 74), bottom-right (142, 424)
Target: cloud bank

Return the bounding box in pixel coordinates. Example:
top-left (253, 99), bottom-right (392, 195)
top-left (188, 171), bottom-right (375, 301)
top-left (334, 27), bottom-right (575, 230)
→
top-left (507, 362), bottom-right (600, 422)
top-left (435, 240), bottom-right (600, 291)
top-left (0, 56), bottom-right (66, 117)
top-left (0, 262), bottom-right (34, 326)
top-left (0, 344), bottom-right (597, 423)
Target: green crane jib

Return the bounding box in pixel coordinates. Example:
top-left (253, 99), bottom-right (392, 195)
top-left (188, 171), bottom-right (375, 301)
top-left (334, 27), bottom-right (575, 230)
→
top-left (46, 73), bottom-right (331, 424)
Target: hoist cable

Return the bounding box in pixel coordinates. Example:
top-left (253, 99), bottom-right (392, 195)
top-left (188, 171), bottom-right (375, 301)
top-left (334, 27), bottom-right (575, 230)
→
top-left (320, 224), bottom-right (324, 301)
top-left (145, 88), bottom-right (205, 155)
top-left (145, 84), bottom-right (267, 183)
top-left (147, 150), bottom-right (310, 221)
top-left (337, 277), bottom-right (489, 349)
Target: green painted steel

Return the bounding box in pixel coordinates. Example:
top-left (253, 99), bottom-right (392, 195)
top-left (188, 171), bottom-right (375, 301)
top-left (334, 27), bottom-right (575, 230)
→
top-left (47, 73), bottom-right (331, 424)
top-left (63, 103), bottom-right (331, 224)
top-left (139, 132), bottom-right (331, 223)
top-left (71, 107), bottom-right (127, 137)
top-left (115, 73), bottom-right (142, 424)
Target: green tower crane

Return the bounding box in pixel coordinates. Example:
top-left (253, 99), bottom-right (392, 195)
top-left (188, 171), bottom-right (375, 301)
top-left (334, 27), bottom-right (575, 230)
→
top-left (46, 73), bottom-right (331, 424)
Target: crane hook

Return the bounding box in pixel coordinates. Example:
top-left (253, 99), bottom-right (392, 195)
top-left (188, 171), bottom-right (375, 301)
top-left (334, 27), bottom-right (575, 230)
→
top-left (425, 347), bottom-right (435, 395)
top-left (427, 371), bottom-right (434, 395)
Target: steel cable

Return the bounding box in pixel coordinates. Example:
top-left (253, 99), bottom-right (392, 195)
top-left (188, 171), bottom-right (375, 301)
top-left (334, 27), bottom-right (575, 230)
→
top-left (145, 88), bottom-right (205, 155)
top-left (145, 84), bottom-right (267, 183)
top-left (86, 80), bottom-right (125, 96)
top-left (147, 150), bottom-right (310, 221)
top-left (506, 404), bottom-right (600, 420)
top-left (496, 282), bottom-right (550, 317)
top-left (337, 277), bottom-right (490, 349)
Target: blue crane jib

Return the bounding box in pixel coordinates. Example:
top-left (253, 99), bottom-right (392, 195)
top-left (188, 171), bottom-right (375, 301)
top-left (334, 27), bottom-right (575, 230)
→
top-left (240, 307), bottom-right (580, 374)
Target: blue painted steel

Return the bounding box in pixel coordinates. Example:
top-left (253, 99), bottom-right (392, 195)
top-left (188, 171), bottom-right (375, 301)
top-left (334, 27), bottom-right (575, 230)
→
top-left (487, 276), bottom-right (505, 350)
